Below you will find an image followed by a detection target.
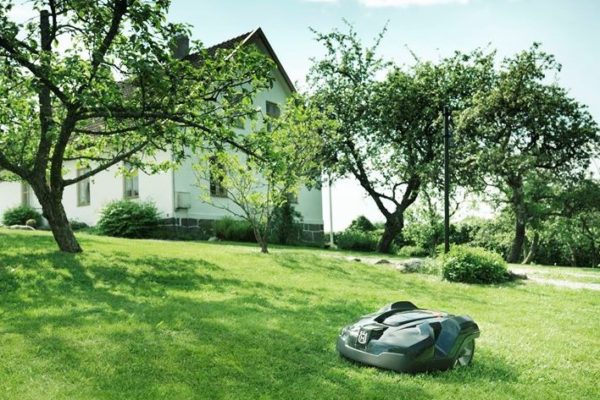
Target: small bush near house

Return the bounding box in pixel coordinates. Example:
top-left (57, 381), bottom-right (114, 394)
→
top-left (69, 220), bottom-right (89, 231)
top-left (97, 200), bottom-right (160, 238)
top-left (348, 215), bottom-right (376, 232)
top-left (441, 245), bottom-right (508, 284)
top-left (2, 206), bottom-right (42, 227)
top-left (336, 229), bottom-right (380, 252)
top-left (214, 217), bottom-right (256, 242)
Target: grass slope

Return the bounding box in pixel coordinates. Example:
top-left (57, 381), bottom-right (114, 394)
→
top-left (0, 230), bottom-right (599, 400)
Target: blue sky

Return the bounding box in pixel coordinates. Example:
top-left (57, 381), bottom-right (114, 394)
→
top-left (168, 0), bottom-right (600, 230)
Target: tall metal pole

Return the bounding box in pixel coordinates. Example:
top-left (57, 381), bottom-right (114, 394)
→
top-left (328, 173), bottom-right (336, 248)
top-left (443, 107), bottom-right (451, 254)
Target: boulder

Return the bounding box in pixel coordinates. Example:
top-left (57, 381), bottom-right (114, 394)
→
top-left (375, 259), bottom-right (391, 264)
top-left (397, 258), bottom-right (425, 273)
top-left (8, 225), bottom-right (35, 231)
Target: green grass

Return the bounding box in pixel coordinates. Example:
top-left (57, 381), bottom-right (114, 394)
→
top-left (0, 229), bottom-right (599, 400)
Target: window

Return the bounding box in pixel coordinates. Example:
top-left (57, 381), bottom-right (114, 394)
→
top-left (123, 162), bottom-right (139, 199)
top-left (21, 182), bottom-right (31, 206)
top-left (77, 168), bottom-right (91, 206)
top-left (209, 157), bottom-right (227, 198)
top-left (232, 94), bottom-right (245, 129)
top-left (266, 101), bottom-right (281, 118)
top-left (265, 101), bottom-right (280, 131)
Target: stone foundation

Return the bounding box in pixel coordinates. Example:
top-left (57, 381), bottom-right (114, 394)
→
top-left (159, 218), bottom-right (324, 245)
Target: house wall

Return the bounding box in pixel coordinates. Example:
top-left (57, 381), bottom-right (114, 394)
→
top-left (0, 153), bottom-right (174, 227)
top-left (58, 152), bottom-right (175, 226)
top-left (0, 181), bottom-right (32, 219)
top-left (0, 33), bottom-right (323, 242)
top-left (171, 60), bottom-right (324, 242)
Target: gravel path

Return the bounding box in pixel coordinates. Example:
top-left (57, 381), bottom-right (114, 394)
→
top-left (508, 267), bottom-right (600, 291)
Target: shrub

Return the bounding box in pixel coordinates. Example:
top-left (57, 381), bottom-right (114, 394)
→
top-left (270, 202), bottom-right (302, 245)
top-left (69, 220), bottom-right (89, 230)
top-left (420, 257), bottom-right (443, 276)
top-left (214, 217), bottom-right (256, 242)
top-left (441, 245), bottom-right (508, 284)
top-left (97, 200), bottom-right (160, 238)
top-left (336, 229), bottom-right (379, 252)
top-left (397, 245), bottom-right (428, 257)
top-left (2, 205), bottom-right (42, 227)
top-left (348, 215), bottom-right (376, 232)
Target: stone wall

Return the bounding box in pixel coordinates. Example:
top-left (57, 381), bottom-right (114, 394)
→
top-left (159, 217), bottom-right (324, 245)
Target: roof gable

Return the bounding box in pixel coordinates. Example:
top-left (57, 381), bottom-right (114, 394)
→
top-left (190, 28), bottom-right (296, 93)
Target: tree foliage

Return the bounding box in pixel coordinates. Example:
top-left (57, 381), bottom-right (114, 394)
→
top-left (0, 0), bottom-right (273, 252)
top-left (459, 44), bottom-right (600, 262)
top-left (309, 23), bottom-right (494, 252)
top-left (197, 95), bottom-right (332, 253)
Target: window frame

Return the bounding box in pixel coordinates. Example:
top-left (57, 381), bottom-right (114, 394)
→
top-left (123, 162), bottom-right (140, 199)
top-left (21, 181), bottom-right (30, 206)
top-left (265, 101), bottom-right (281, 131)
top-left (76, 168), bottom-right (91, 207)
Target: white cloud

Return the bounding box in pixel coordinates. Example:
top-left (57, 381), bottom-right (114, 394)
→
top-left (303, 0), bottom-right (339, 3)
top-left (359, 0), bottom-right (470, 7)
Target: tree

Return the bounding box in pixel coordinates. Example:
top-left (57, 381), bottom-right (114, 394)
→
top-left (308, 23), bottom-right (494, 252)
top-left (0, 0), bottom-right (273, 252)
top-left (196, 96), bottom-right (331, 253)
top-left (459, 44), bottom-right (600, 262)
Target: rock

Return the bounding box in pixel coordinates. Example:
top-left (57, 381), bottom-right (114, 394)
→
top-left (344, 256), bottom-right (362, 262)
top-left (208, 236), bottom-right (219, 242)
top-left (375, 259), bottom-right (391, 264)
top-left (8, 225), bottom-right (35, 231)
top-left (507, 270), bottom-right (528, 280)
top-left (397, 258), bottom-right (425, 273)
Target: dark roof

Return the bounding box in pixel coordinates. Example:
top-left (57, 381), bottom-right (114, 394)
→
top-left (206, 30), bottom-right (254, 55)
top-left (187, 28), bottom-right (296, 93)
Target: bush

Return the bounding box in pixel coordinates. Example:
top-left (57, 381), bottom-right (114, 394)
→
top-left (348, 216), bottom-right (376, 232)
top-left (441, 245), bottom-right (508, 284)
top-left (214, 217), bottom-right (256, 242)
top-left (336, 229), bottom-right (379, 252)
top-left (397, 245), bottom-right (428, 257)
top-left (270, 202), bottom-right (302, 245)
top-left (97, 200), bottom-right (160, 238)
top-left (69, 220), bottom-right (89, 231)
top-left (2, 205), bottom-right (42, 227)
top-left (420, 257), bottom-right (443, 276)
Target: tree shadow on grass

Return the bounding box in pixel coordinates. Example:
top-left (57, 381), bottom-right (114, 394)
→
top-left (0, 239), bottom-right (522, 399)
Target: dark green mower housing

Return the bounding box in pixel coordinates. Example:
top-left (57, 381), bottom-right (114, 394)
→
top-left (337, 301), bottom-right (480, 373)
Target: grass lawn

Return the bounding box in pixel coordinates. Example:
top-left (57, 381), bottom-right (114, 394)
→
top-left (1, 230), bottom-right (599, 400)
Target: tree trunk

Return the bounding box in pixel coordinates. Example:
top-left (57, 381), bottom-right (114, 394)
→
top-left (377, 213), bottom-right (403, 253)
top-left (507, 177), bottom-right (527, 263)
top-left (34, 184), bottom-right (82, 253)
top-left (253, 227), bottom-right (269, 254)
top-left (508, 213), bottom-right (526, 263)
top-left (522, 231), bottom-right (539, 264)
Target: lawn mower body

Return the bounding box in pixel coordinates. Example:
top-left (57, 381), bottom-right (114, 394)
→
top-left (337, 301), bottom-right (480, 373)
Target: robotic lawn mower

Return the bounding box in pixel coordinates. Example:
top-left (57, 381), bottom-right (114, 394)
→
top-left (337, 301), bottom-right (480, 373)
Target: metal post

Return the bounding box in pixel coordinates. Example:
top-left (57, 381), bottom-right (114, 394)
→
top-left (443, 107), bottom-right (451, 254)
top-left (328, 173), bottom-right (336, 248)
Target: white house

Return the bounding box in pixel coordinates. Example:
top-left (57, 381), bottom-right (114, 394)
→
top-left (0, 28), bottom-right (324, 243)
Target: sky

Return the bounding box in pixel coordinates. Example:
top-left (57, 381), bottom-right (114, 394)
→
top-left (168, 0), bottom-right (599, 230)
